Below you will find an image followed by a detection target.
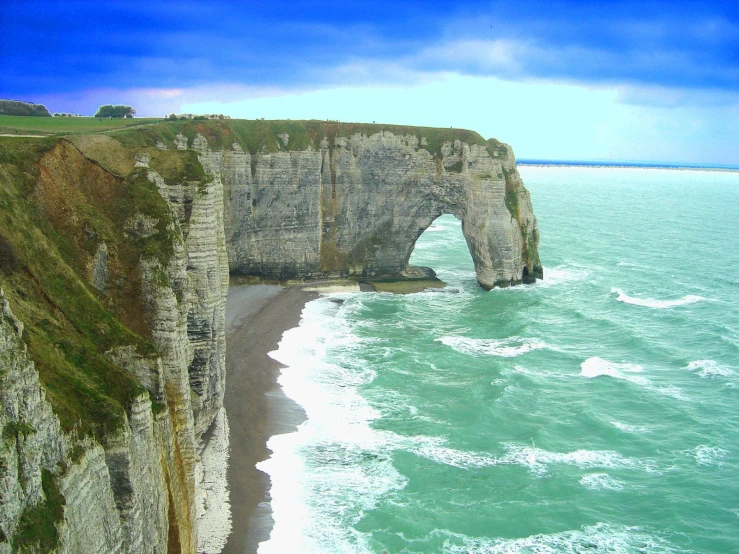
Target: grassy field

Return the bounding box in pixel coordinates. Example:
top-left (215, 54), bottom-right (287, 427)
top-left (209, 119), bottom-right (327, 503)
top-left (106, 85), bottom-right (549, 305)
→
top-left (0, 115), bottom-right (161, 135)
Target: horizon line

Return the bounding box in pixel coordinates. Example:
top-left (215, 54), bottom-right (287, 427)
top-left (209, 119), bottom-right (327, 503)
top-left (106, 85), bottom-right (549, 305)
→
top-left (517, 158), bottom-right (739, 172)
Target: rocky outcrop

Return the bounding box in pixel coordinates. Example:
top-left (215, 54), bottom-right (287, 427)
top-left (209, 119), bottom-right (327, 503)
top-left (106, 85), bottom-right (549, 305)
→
top-left (0, 289), bottom-right (65, 554)
top-left (197, 130), bottom-right (540, 289)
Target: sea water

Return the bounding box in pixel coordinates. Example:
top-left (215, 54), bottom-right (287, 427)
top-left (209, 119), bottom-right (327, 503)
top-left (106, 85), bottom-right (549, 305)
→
top-left (257, 166), bottom-right (739, 553)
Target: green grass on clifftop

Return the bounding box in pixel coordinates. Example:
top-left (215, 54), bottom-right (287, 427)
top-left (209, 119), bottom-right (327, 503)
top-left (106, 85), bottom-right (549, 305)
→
top-left (112, 118), bottom-right (509, 160)
top-left (0, 115), bottom-right (160, 136)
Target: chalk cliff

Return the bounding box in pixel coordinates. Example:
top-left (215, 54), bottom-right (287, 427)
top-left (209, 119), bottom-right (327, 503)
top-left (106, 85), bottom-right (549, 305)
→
top-left (0, 120), bottom-right (540, 552)
top-left (0, 136), bottom-right (228, 553)
top-left (197, 126), bottom-right (541, 289)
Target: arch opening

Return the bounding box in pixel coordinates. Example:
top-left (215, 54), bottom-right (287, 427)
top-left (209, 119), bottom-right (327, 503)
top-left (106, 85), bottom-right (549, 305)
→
top-left (406, 214), bottom-right (476, 285)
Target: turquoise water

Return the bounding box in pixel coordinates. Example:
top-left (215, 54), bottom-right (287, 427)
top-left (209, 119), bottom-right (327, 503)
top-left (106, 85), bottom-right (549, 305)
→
top-left (258, 166), bottom-right (739, 553)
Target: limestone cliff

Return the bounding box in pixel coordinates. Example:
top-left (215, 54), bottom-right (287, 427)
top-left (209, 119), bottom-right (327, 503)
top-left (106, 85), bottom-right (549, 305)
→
top-left (193, 123), bottom-right (541, 289)
top-left (0, 136), bottom-right (228, 553)
top-left (0, 119), bottom-right (540, 553)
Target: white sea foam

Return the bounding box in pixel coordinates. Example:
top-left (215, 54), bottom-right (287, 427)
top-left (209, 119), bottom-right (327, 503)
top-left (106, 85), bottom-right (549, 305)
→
top-left (512, 364), bottom-right (536, 375)
top-left (692, 445), bottom-right (729, 467)
top-left (655, 384), bottom-right (692, 402)
top-left (686, 359), bottom-right (734, 378)
top-left (196, 407), bottom-right (232, 554)
top-left (582, 358), bottom-right (690, 400)
top-left (579, 473), bottom-right (625, 491)
top-left (437, 335), bottom-right (548, 358)
top-left (425, 224), bottom-right (449, 232)
top-left (411, 443), bottom-right (498, 469)
top-left (499, 445), bottom-right (657, 476)
top-left (443, 522), bottom-right (685, 553)
top-left (538, 264), bottom-right (591, 287)
top-left (611, 421), bottom-right (647, 433)
top-left (257, 296), bottom-right (406, 554)
top-left (580, 357), bottom-right (648, 385)
top-left (401, 440), bottom-right (657, 476)
top-left (612, 288), bottom-right (706, 308)
top-left (488, 264), bottom-right (591, 291)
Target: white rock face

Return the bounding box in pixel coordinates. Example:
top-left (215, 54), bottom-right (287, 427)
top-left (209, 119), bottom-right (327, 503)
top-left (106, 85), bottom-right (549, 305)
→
top-left (202, 130), bottom-right (541, 289)
top-left (0, 289), bottom-right (65, 551)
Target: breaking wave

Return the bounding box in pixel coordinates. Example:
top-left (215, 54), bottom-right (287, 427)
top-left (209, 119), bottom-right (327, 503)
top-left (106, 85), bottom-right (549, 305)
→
top-left (580, 357), bottom-right (648, 385)
top-left (579, 473), bottom-right (625, 491)
top-left (612, 288), bottom-right (706, 309)
top-left (686, 359), bottom-right (734, 378)
top-left (443, 522), bottom-right (685, 553)
top-left (437, 336), bottom-right (549, 358)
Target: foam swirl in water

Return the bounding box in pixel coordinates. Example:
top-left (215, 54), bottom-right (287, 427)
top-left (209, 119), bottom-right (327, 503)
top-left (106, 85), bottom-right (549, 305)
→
top-left (437, 335), bottom-right (548, 357)
top-left (579, 473), bottom-right (625, 491)
top-left (612, 288), bottom-right (706, 308)
top-left (442, 522), bottom-right (686, 553)
top-left (686, 359), bottom-right (734, 378)
top-left (580, 357), bottom-right (647, 384)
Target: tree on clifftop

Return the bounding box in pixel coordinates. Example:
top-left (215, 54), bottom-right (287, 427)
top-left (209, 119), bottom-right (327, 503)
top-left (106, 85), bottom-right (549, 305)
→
top-left (0, 99), bottom-right (51, 116)
top-left (94, 105), bottom-right (136, 118)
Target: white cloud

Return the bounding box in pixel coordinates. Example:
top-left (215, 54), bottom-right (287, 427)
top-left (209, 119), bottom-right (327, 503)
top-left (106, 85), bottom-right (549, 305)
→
top-left (179, 73), bottom-right (738, 165)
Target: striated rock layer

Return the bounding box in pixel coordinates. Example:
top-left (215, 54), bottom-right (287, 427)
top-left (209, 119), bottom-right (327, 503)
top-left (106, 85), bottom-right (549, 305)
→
top-left (198, 130), bottom-right (541, 289)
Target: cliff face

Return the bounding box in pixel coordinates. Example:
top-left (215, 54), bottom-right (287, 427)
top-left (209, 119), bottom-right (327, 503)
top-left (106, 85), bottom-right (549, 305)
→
top-left (0, 120), bottom-right (540, 552)
top-left (198, 128), bottom-right (541, 289)
top-left (0, 136), bottom-right (228, 553)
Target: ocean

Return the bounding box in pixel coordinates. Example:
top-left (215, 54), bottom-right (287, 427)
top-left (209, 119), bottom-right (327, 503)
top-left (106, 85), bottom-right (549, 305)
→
top-left (256, 166), bottom-right (739, 553)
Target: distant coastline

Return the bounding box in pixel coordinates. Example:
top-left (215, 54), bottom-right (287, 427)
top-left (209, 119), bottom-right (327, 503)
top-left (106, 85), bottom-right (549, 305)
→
top-left (517, 159), bottom-right (739, 173)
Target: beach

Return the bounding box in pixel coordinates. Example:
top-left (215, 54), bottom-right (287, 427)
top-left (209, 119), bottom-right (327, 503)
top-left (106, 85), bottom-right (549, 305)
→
top-left (221, 285), bottom-right (318, 554)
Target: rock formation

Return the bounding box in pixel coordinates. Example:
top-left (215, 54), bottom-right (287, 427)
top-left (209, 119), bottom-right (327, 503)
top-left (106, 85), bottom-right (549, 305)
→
top-left (0, 120), bottom-right (540, 553)
top-left (200, 129), bottom-right (541, 289)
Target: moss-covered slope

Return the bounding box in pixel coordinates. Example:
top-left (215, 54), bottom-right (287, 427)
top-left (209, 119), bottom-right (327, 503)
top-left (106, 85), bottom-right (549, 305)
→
top-left (0, 136), bottom-right (196, 441)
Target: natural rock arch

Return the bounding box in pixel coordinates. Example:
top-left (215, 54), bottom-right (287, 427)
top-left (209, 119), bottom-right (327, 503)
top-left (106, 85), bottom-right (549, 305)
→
top-left (202, 129), bottom-right (542, 289)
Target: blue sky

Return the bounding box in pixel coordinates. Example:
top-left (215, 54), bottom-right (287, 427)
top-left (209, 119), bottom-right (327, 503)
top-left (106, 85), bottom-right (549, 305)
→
top-left (1, 0), bottom-right (737, 164)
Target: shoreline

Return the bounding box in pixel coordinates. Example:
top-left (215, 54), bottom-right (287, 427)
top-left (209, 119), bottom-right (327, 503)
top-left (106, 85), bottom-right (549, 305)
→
top-left (221, 285), bottom-right (319, 554)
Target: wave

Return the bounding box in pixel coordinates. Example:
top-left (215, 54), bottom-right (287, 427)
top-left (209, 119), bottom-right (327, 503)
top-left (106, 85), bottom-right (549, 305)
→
top-left (437, 335), bottom-right (548, 358)
top-left (611, 420), bottom-right (648, 433)
top-left (425, 224), bottom-right (451, 232)
top-left (579, 473), bottom-right (625, 491)
top-left (258, 296), bottom-right (404, 554)
top-left (442, 522), bottom-right (686, 553)
top-left (411, 443), bottom-right (498, 469)
top-left (498, 444), bottom-right (658, 476)
top-left (580, 357), bottom-right (648, 385)
top-left (411, 440), bottom-right (658, 475)
top-left (499, 264), bottom-right (591, 290)
top-left (612, 288), bottom-right (707, 308)
top-left (692, 445), bottom-right (728, 467)
top-left (540, 264), bottom-right (591, 286)
top-left (581, 358), bottom-right (691, 400)
top-left (686, 359), bottom-right (734, 378)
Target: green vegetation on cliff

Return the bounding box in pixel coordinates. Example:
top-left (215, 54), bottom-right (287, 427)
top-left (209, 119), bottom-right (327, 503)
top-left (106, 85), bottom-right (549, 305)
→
top-left (112, 118), bottom-right (505, 161)
top-left (11, 469), bottom-right (65, 553)
top-left (0, 137), bottom-right (168, 441)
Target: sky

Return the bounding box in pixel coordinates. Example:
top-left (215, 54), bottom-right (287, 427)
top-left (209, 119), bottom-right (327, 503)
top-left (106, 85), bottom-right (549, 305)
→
top-left (1, 0), bottom-right (738, 165)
